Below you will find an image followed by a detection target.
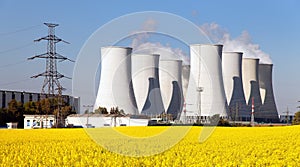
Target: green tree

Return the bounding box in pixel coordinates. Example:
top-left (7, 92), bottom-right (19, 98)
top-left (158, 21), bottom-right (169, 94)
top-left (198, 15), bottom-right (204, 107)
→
top-left (40, 98), bottom-right (51, 114)
top-left (0, 108), bottom-right (8, 127)
top-left (54, 106), bottom-right (74, 119)
top-left (94, 106), bottom-right (108, 114)
top-left (292, 111), bottom-right (300, 125)
top-left (6, 99), bottom-right (24, 128)
top-left (24, 101), bottom-right (38, 114)
top-left (7, 99), bottom-right (18, 116)
top-left (110, 107), bottom-right (122, 114)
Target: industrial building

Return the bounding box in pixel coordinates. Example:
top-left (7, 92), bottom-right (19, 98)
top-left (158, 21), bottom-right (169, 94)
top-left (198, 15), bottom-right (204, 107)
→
top-left (0, 89), bottom-right (80, 113)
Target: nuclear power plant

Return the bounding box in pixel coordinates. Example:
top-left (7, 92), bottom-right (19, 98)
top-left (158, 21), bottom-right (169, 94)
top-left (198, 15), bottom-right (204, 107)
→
top-left (93, 43), bottom-right (279, 125)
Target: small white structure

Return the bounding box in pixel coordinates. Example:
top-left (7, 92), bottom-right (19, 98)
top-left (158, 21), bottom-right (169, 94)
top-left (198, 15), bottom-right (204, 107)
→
top-left (66, 114), bottom-right (149, 127)
top-left (24, 115), bottom-right (55, 129)
top-left (279, 114), bottom-right (294, 124)
top-left (6, 122), bottom-right (18, 129)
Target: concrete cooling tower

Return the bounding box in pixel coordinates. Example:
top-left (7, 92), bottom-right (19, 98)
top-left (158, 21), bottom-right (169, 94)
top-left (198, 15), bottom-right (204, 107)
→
top-left (222, 52), bottom-right (249, 121)
top-left (159, 59), bottom-right (183, 120)
top-left (258, 64), bottom-right (279, 122)
top-left (183, 44), bottom-right (229, 123)
top-left (242, 58), bottom-right (262, 119)
top-left (94, 46), bottom-right (138, 115)
top-left (182, 65), bottom-right (190, 100)
top-left (132, 54), bottom-right (164, 115)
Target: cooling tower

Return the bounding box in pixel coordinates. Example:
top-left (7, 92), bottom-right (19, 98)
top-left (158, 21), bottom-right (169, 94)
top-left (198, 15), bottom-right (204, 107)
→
top-left (258, 64), bottom-right (279, 122)
top-left (222, 52), bottom-right (249, 121)
top-left (242, 58), bottom-right (262, 118)
top-left (94, 46), bottom-right (138, 115)
top-left (182, 65), bottom-right (190, 100)
top-left (132, 54), bottom-right (164, 115)
top-left (183, 44), bottom-right (229, 123)
top-left (159, 59), bottom-right (183, 119)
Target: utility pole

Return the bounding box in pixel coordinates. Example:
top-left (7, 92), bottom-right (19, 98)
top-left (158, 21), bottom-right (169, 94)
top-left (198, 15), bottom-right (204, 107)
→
top-left (250, 97), bottom-right (255, 127)
top-left (183, 101), bottom-right (187, 124)
top-left (83, 105), bottom-right (93, 128)
top-left (28, 23), bottom-right (73, 128)
top-left (283, 106), bottom-right (290, 125)
top-left (55, 86), bottom-right (66, 127)
top-left (286, 107), bottom-right (289, 125)
top-left (234, 102), bottom-right (239, 125)
top-left (196, 87), bottom-right (204, 124)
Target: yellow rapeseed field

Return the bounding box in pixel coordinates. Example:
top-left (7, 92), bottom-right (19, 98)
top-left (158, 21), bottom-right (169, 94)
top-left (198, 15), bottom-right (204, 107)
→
top-left (0, 126), bottom-right (300, 166)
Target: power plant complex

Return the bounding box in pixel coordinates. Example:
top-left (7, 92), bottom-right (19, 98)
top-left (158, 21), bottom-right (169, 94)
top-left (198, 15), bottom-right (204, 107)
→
top-left (93, 43), bottom-right (280, 125)
top-left (0, 22), bottom-right (280, 129)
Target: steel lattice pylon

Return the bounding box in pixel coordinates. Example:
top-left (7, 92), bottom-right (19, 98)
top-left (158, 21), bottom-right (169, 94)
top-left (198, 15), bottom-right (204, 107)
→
top-left (28, 23), bottom-right (73, 127)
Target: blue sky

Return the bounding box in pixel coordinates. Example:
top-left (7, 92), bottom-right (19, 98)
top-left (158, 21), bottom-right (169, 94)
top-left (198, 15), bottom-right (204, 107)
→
top-left (0, 0), bottom-right (299, 114)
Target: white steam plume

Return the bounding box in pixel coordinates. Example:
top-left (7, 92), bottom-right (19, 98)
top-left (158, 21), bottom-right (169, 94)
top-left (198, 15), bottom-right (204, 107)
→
top-left (200, 23), bottom-right (272, 64)
top-left (131, 19), bottom-right (189, 65)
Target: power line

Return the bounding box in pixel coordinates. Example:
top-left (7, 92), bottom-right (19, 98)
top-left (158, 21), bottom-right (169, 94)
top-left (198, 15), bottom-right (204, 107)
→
top-left (0, 24), bottom-right (42, 37)
top-left (0, 60), bottom-right (27, 69)
top-left (0, 78), bottom-right (32, 86)
top-left (0, 42), bottom-right (34, 55)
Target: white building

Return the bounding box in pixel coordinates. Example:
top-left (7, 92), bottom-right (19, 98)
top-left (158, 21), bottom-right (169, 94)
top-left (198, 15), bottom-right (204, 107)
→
top-left (66, 114), bottom-right (149, 127)
top-left (279, 114), bottom-right (294, 124)
top-left (6, 122), bottom-right (18, 129)
top-left (24, 115), bottom-right (55, 129)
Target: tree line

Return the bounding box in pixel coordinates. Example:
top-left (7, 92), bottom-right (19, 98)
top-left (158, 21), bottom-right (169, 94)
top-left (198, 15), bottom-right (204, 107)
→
top-left (0, 98), bottom-right (75, 128)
